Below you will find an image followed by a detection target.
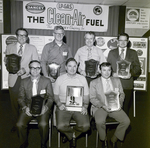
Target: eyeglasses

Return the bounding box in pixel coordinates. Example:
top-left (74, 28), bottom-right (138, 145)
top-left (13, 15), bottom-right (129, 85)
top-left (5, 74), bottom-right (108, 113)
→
top-left (54, 32), bottom-right (64, 36)
top-left (118, 40), bottom-right (128, 42)
top-left (30, 67), bottom-right (41, 70)
top-left (17, 34), bottom-right (27, 38)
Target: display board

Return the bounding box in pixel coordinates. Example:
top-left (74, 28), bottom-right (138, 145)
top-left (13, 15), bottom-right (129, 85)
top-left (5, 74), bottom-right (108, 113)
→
top-left (95, 36), bottom-right (148, 91)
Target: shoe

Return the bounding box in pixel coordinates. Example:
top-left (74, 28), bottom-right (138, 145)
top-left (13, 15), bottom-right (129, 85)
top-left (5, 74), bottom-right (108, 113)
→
top-left (62, 135), bottom-right (68, 143)
top-left (69, 138), bottom-right (76, 148)
top-left (19, 141), bottom-right (28, 148)
top-left (11, 126), bottom-right (17, 133)
top-left (110, 140), bottom-right (118, 148)
top-left (41, 144), bottom-right (47, 148)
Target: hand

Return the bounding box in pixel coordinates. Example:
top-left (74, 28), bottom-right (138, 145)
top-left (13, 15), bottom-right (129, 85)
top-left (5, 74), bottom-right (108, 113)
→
top-left (102, 106), bottom-right (111, 112)
top-left (41, 105), bottom-right (48, 115)
top-left (81, 106), bottom-right (87, 115)
top-left (25, 107), bottom-right (32, 116)
top-left (49, 76), bottom-right (56, 83)
top-left (59, 104), bottom-right (66, 110)
top-left (80, 70), bottom-right (86, 76)
top-left (17, 68), bottom-right (26, 76)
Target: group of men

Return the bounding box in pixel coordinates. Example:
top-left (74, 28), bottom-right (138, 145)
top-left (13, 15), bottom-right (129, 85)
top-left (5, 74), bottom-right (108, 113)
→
top-left (5, 26), bottom-right (141, 148)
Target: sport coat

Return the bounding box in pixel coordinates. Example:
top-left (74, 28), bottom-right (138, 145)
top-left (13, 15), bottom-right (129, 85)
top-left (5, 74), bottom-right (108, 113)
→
top-left (107, 48), bottom-right (141, 89)
top-left (5, 42), bottom-right (39, 87)
top-left (18, 76), bottom-right (54, 111)
top-left (90, 77), bottom-right (125, 116)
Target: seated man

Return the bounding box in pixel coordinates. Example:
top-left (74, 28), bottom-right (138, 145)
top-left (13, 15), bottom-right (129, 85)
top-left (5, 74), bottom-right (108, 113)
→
top-left (16, 60), bottom-right (54, 148)
top-left (90, 62), bottom-right (130, 148)
top-left (54, 58), bottom-right (90, 148)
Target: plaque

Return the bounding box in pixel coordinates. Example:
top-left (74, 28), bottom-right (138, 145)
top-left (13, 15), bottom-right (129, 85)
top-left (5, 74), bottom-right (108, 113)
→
top-left (30, 95), bottom-right (44, 116)
top-left (6, 54), bottom-right (21, 74)
top-left (105, 91), bottom-right (121, 111)
top-left (116, 59), bottom-right (131, 79)
top-left (85, 59), bottom-right (99, 78)
top-left (48, 63), bottom-right (60, 79)
top-left (65, 86), bottom-right (83, 112)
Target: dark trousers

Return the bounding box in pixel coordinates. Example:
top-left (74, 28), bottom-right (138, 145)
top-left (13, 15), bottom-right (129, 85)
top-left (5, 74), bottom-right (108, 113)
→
top-left (123, 89), bottom-right (133, 115)
top-left (9, 76), bottom-right (21, 125)
top-left (16, 111), bottom-right (50, 145)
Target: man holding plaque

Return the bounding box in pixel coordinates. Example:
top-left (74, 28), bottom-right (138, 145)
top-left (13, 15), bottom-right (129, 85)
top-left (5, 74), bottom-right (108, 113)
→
top-left (54, 58), bottom-right (90, 148)
top-left (17, 60), bottom-right (54, 148)
top-left (107, 33), bottom-right (141, 115)
top-left (90, 62), bottom-right (130, 148)
top-left (74, 31), bottom-right (106, 85)
top-left (41, 25), bottom-right (72, 83)
top-left (4, 28), bottom-right (39, 133)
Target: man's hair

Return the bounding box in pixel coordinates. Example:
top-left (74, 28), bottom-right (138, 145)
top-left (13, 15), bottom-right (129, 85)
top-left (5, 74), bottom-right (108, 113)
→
top-left (15, 28), bottom-right (28, 37)
top-left (54, 26), bottom-right (65, 32)
top-left (117, 33), bottom-right (129, 40)
top-left (65, 58), bottom-right (77, 66)
top-left (28, 60), bottom-right (41, 68)
top-left (99, 62), bottom-right (112, 70)
top-left (84, 31), bottom-right (95, 39)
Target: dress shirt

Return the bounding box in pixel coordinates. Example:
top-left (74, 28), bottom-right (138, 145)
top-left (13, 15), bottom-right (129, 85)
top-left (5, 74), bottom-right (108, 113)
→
top-left (101, 77), bottom-right (113, 93)
top-left (17, 42), bottom-right (26, 55)
top-left (119, 47), bottom-right (127, 59)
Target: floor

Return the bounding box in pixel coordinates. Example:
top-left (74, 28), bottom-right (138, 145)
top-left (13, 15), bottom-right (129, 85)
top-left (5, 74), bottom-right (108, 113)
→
top-left (0, 78), bottom-right (150, 148)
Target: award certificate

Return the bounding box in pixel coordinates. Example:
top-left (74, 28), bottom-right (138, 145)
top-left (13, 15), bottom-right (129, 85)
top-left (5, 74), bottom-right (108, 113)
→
top-left (116, 60), bottom-right (131, 79)
top-left (105, 91), bottom-right (121, 111)
top-left (66, 86), bottom-right (83, 112)
top-left (48, 63), bottom-right (60, 79)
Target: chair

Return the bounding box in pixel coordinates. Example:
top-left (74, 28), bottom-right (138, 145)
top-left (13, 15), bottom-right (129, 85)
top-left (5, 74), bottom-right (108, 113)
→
top-left (95, 116), bottom-right (119, 148)
top-left (29, 117), bottom-right (52, 147)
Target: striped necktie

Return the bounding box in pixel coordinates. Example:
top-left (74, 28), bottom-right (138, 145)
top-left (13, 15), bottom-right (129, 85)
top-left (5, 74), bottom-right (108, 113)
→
top-left (120, 48), bottom-right (124, 60)
top-left (18, 44), bottom-right (23, 56)
top-left (105, 79), bottom-right (111, 92)
top-left (87, 48), bottom-right (92, 60)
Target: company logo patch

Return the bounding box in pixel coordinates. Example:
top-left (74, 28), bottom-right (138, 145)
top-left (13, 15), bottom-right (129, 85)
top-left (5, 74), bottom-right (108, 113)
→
top-left (57, 3), bottom-right (74, 11)
top-left (25, 2), bottom-right (45, 14)
top-left (93, 6), bottom-right (102, 15)
top-left (126, 9), bottom-right (139, 21)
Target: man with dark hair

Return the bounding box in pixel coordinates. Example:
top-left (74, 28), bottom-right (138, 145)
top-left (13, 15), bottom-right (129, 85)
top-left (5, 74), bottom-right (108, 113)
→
top-left (4, 28), bottom-right (39, 133)
top-left (41, 25), bottom-right (72, 83)
top-left (107, 33), bottom-right (141, 115)
top-left (17, 60), bottom-right (54, 148)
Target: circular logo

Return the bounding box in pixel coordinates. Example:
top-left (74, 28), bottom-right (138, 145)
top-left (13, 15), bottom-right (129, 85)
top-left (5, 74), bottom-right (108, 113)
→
top-left (136, 49), bottom-right (143, 56)
top-left (126, 9), bottom-right (139, 21)
top-left (107, 38), bottom-right (118, 50)
top-left (6, 36), bottom-right (17, 45)
top-left (93, 6), bottom-right (102, 15)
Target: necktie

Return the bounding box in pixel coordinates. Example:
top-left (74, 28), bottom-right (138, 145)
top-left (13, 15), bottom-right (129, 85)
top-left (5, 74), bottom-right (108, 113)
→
top-left (32, 79), bottom-right (37, 96)
top-left (120, 48), bottom-right (124, 60)
top-left (87, 48), bottom-right (92, 60)
top-left (105, 79), bottom-right (111, 92)
top-left (18, 44), bottom-right (23, 56)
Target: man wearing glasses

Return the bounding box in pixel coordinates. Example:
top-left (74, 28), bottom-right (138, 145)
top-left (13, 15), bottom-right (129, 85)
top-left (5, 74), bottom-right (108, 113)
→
top-left (41, 25), bottom-right (72, 83)
top-left (4, 28), bottom-right (39, 133)
top-left (107, 33), bottom-right (141, 115)
top-left (17, 60), bottom-right (54, 148)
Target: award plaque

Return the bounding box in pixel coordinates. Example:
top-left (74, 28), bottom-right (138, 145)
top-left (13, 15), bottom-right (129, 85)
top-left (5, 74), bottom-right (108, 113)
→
top-left (66, 86), bottom-right (83, 112)
top-left (6, 54), bottom-right (21, 74)
top-left (85, 59), bottom-right (99, 78)
top-left (48, 63), bottom-right (60, 79)
top-left (105, 91), bottom-right (121, 111)
top-left (116, 60), bottom-right (131, 79)
top-left (30, 95), bottom-right (44, 116)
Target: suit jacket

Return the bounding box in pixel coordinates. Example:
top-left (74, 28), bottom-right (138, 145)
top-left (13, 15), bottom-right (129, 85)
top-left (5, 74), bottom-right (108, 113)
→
top-left (18, 76), bottom-right (54, 112)
top-left (107, 48), bottom-right (141, 89)
top-left (90, 77), bottom-right (125, 116)
top-left (5, 42), bottom-right (39, 87)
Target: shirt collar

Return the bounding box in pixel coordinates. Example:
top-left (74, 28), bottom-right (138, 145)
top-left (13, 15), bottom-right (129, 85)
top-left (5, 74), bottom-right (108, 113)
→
top-left (31, 75), bottom-right (41, 83)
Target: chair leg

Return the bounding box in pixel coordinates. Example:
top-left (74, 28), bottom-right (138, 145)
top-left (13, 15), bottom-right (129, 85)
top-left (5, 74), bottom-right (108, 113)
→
top-left (86, 133), bottom-right (88, 147)
top-left (96, 131), bottom-right (99, 148)
top-left (58, 132), bottom-right (60, 148)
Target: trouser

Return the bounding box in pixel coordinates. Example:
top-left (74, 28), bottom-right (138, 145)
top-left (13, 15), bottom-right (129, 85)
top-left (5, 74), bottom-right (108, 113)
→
top-left (56, 108), bottom-right (90, 140)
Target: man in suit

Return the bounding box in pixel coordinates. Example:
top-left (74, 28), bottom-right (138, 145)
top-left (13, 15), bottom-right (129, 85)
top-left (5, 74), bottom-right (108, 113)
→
top-left (16, 60), bottom-right (54, 148)
top-left (90, 62), bottom-right (130, 148)
top-left (4, 28), bottom-right (39, 133)
top-left (107, 33), bottom-right (141, 115)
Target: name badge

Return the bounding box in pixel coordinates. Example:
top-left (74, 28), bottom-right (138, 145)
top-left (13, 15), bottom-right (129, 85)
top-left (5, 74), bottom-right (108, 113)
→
top-left (63, 52), bottom-right (67, 56)
top-left (40, 89), bottom-right (46, 94)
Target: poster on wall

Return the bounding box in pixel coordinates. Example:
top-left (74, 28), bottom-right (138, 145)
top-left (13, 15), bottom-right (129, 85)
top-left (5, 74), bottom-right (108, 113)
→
top-left (0, 0), bottom-right (3, 34)
top-left (1, 35), bottom-right (54, 89)
top-left (125, 7), bottom-right (150, 29)
top-left (96, 36), bottom-right (148, 91)
top-left (23, 1), bottom-right (109, 32)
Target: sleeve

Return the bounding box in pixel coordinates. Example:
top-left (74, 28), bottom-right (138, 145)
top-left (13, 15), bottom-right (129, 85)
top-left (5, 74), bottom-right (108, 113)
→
top-left (74, 49), bottom-right (80, 64)
top-left (67, 46), bottom-right (73, 59)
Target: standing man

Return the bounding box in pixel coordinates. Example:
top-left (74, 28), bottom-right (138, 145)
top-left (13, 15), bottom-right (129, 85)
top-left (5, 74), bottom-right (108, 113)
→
top-left (4, 28), bottom-right (39, 133)
top-left (41, 25), bottom-right (72, 83)
top-left (74, 31), bottom-right (106, 85)
top-left (90, 62), bottom-right (130, 148)
top-left (17, 60), bottom-right (54, 148)
top-left (107, 33), bottom-right (141, 115)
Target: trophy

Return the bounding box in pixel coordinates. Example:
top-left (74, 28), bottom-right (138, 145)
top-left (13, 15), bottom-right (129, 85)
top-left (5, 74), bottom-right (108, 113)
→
top-left (48, 63), bottom-right (60, 79)
top-left (5, 54), bottom-right (21, 74)
top-left (85, 59), bottom-right (99, 78)
top-left (116, 59), bottom-right (131, 79)
top-left (105, 91), bottom-right (121, 111)
top-left (30, 95), bottom-right (45, 116)
top-left (65, 86), bottom-right (83, 112)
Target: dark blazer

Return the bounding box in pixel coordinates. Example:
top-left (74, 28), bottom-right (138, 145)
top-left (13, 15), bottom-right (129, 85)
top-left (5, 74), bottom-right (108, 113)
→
top-left (18, 76), bottom-right (54, 111)
top-left (107, 48), bottom-right (141, 89)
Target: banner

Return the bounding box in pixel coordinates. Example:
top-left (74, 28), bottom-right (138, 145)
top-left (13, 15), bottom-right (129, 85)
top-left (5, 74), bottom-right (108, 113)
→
top-left (23, 1), bottom-right (109, 32)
